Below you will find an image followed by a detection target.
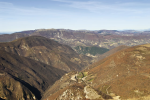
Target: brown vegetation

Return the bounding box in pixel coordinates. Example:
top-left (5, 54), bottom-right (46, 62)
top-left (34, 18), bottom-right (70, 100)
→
top-left (0, 50), bottom-right (66, 100)
top-left (0, 36), bottom-right (92, 72)
top-left (43, 43), bottom-right (150, 100)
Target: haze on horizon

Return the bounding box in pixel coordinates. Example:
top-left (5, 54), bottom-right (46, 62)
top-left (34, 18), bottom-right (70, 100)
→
top-left (0, 0), bottom-right (150, 32)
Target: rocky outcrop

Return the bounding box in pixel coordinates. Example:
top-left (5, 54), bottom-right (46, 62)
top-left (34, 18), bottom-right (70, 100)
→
top-left (42, 71), bottom-right (111, 100)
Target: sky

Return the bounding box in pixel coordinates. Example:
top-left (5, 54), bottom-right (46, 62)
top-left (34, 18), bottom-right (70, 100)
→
top-left (0, 0), bottom-right (150, 32)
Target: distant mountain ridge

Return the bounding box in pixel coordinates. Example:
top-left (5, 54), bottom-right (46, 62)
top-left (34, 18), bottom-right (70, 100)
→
top-left (1, 29), bottom-right (150, 100)
top-left (0, 29), bottom-right (150, 50)
top-left (0, 32), bottom-right (13, 34)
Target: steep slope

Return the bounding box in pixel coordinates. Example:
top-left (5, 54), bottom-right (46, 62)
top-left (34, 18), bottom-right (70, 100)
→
top-left (87, 44), bottom-right (150, 99)
top-left (0, 74), bottom-right (35, 100)
top-left (0, 36), bottom-right (92, 72)
top-left (42, 43), bottom-right (150, 100)
top-left (0, 50), bottom-right (66, 100)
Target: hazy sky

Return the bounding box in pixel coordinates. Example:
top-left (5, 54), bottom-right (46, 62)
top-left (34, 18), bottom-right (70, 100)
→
top-left (0, 0), bottom-right (150, 32)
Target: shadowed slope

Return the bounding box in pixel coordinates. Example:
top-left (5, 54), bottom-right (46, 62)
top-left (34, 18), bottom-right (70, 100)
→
top-left (0, 50), bottom-right (66, 100)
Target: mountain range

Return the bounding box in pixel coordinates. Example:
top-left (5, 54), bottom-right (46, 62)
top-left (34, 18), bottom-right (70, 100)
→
top-left (0, 29), bottom-right (150, 50)
top-left (1, 29), bottom-right (150, 100)
top-left (0, 36), bottom-right (91, 100)
top-left (0, 36), bottom-right (92, 72)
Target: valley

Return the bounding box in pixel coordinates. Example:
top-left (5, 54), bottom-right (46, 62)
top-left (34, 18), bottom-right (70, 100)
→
top-left (1, 0), bottom-right (150, 99)
top-left (0, 50), bottom-right (66, 100)
top-left (0, 29), bottom-right (150, 100)
top-left (73, 46), bottom-right (109, 57)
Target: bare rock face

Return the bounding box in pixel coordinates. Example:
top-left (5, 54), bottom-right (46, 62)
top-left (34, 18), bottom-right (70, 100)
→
top-left (56, 86), bottom-right (85, 100)
top-left (0, 36), bottom-right (92, 72)
top-left (84, 85), bottom-right (102, 99)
